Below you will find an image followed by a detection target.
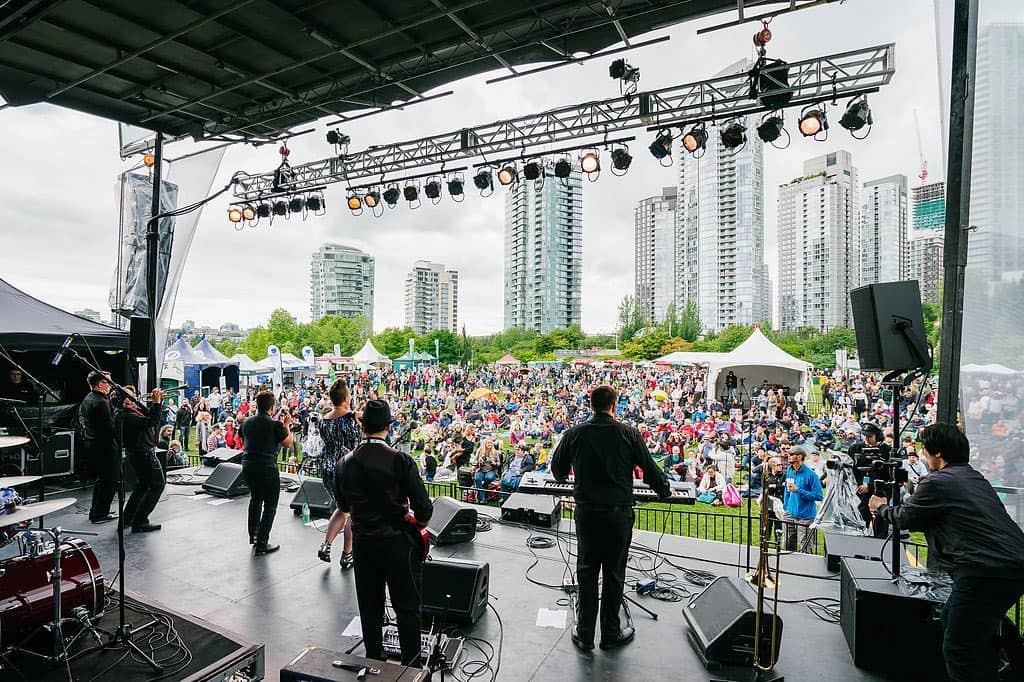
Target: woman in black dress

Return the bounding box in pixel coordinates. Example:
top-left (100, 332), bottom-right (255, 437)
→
top-left (317, 379), bottom-right (360, 567)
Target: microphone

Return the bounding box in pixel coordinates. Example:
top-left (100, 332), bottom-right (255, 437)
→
top-left (51, 335), bottom-right (74, 366)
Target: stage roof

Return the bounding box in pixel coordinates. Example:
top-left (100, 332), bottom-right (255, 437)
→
top-left (0, 0), bottom-right (743, 143)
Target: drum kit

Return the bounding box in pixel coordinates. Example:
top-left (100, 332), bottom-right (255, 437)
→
top-left (0, 465), bottom-right (107, 676)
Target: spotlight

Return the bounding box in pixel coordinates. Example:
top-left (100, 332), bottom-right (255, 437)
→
top-left (305, 195), bottom-right (323, 212)
top-left (757, 115), bottom-right (785, 143)
top-left (798, 107), bottom-right (828, 138)
top-left (326, 130), bottom-right (350, 146)
top-left (289, 196), bottom-right (304, 213)
top-left (347, 194), bottom-right (362, 211)
top-left (523, 161), bottom-right (542, 181)
top-left (272, 200), bottom-right (288, 216)
top-left (404, 184), bottom-right (419, 202)
top-left (383, 186), bottom-right (400, 206)
top-left (363, 190), bottom-right (379, 208)
top-left (681, 125), bottom-right (707, 155)
top-left (649, 132), bottom-right (672, 160)
top-left (553, 158), bottom-right (572, 178)
top-left (242, 205), bottom-right (256, 221)
top-left (840, 98), bottom-right (873, 136)
top-left (227, 207), bottom-right (243, 223)
top-left (473, 169), bottom-right (492, 191)
top-left (720, 121), bottom-right (747, 150)
top-left (580, 151), bottom-right (600, 175)
top-left (609, 59), bottom-right (627, 80)
top-left (256, 203), bottom-right (271, 219)
top-left (497, 165), bottom-right (517, 186)
top-left (424, 179), bottom-right (442, 200)
top-left (610, 147), bottom-right (633, 174)
top-left (142, 152), bottom-right (156, 168)
top-left (447, 177), bottom-right (465, 198)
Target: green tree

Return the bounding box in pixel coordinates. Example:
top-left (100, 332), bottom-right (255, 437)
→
top-left (660, 302), bottom-right (679, 337)
top-left (621, 330), bottom-right (669, 360)
top-left (617, 295), bottom-right (646, 342)
top-left (416, 329), bottom-right (462, 364)
top-left (373, 327), bottom-right (418, 358)
top-left (677, 299), bottom-right (702, 342)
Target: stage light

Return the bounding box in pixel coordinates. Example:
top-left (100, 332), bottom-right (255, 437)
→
top-left (289, 196), bottom-right (304, 213)
top-left (840, 98), bottom-right (873, 137)
top-left (326, 129), bottom-right (350, 146)
top-left (523, 161), bottom-right (542, 181)
top-left (306, 195), bottom-right (323, 211)
top-left (720, 121), bottom-right (747, 150)
top-left (447, 177), bottom-right (464, 198)
top-left (610, 148), bottom-right (633, 174)
top-left (473, 169), bottom-right (492, 191)
top-left (404, 184), bottom-right (419, 201)
top-left (649, 132), bottom-right (672, 160)
top-left (609, 59), bottom-right (627, 80)
top-left (424, 179), bottom-right (442, 200)
top-left (798, 107), bottom-right (828, 138)
top-left (241, 205), bottom-right (256, 221)
top-left (497, 164), bottom-right (517, 186)
top-left (580, 151), bottom-right (600, 175)
top-left (553, 158), bottom-right (572, 178)
top-left (142, 152), bottom-right (156, 167)
top-left (383, 186), bottom-right (400, 206)
top-left (681, 125), bottom-right (707, 155)
top-left (256, 203), bottom-right (271, 219)
top-left (347, 194), bottom-right (362, 211)
top-left (227, 207), bottom-right (243, 223)
top-left (272, 200), bottom-right (288, 216)
top-left (757, 115), bottom-right (785, 143)
top-left (363, 190), bottom-right (379, 208)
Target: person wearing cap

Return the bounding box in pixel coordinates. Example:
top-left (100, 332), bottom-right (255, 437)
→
top-left (850, 422), bottom-right (892, 537)
top-left (240, 390), bottom-right (293, 555)
top-left (80, 370), bottom-right (118, 523)
top-left (781, 445), bottom-right (823, 553)
top-left (335, 399), bottom-right (433, 666)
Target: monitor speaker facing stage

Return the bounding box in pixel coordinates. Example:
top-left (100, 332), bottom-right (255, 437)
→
top-left (289, 479), bottom-right (336, 517)
top-left (683, 576), bottom-right (783, 669)
top-left (500, 492), bottom-right (560, 528)
top-left (202, 462), bottom-right (249, 498)
top-left (422, 557), bottom-right (489, 625)
top-left (203, 447), bottom-right (243, 467)
top-left (426, 496), bottom-right (478, 545)
top-left (850, 281), bottom-right (930, 373)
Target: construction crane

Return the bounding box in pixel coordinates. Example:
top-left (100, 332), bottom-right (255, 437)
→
top-left (914, 109), bottom-right (928, 186)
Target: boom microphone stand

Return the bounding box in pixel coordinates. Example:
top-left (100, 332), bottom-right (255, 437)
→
top-left (63, 348), bottom-right (162, 673)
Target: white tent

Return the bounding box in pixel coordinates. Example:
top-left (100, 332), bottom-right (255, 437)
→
top-left (706, 327), bottom-right (811, 400)
top-left (229, 353), bottom-right (265, 376)
top-left (654, 351), bottom-right (726, 365)
top-left (962, 363), bottom-right (1020, 376)
top-left (353, 339), bottom-right (390, 365)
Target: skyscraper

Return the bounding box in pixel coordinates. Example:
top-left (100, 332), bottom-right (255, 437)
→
top-left (676, 61), bottom-right (768, 331)
top-left (777, 150), bottom-right (861, 331)
top-left (860, 174), bottom-right (908, 285)
top-left (634, 187), bottom-right (677, 323)
top-left (309, 244), bottom-right (375, 325)
top-left (504, 169), bottom-right (583, 333)
top-left (404, 261), bottom-right (459, 334)
top-left (909, 180), bottom-right (946, 305)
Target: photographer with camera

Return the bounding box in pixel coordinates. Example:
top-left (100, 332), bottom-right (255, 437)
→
top-left (850, 422), bottom-right (891, 537)
top-left (869, 423), bottom-right (1024, 682)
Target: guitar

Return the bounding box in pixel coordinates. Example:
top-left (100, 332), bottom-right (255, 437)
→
top-left (403, 512), bottom-right (430, 561)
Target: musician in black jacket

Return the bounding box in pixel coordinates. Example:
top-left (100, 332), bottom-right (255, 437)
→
top-left (335, 399), bottom-right (433, 666)
top-left (550, 385), bottom-right (671, 652)
top-left (116, 387), bottom-right (166, 533)
top-left (79, 371), bottom-right (118, 524)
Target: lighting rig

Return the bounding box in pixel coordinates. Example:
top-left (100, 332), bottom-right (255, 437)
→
top-left (228, 40), bottom-right (894, 222)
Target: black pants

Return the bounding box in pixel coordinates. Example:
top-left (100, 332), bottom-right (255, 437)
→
top-left (352, 533), bottom-right (424, 665)
top-left (942, 576), bottom-right (1024, 681)
top-left (123, 450), bottom-right (165, 528)
top-left (574, 504), bottom-right (634, 642)
top-left (242, 464), bottom-right (279, 546)
top-left (85, 441), bottom-right (118, 522)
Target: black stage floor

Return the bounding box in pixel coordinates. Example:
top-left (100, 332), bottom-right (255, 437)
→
top-left (14, 478), bottom-right (894, 682)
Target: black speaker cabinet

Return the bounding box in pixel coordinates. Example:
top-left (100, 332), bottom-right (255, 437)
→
top-left (500, 492), bottom-right (561, 528)
top-left (823, 532), bottom-right (888, 573)
top-left (840, 557), bottom-right (946, 679)
top-left (281, 648), bottom-right (408, 682)
top-left (290, 479), bottom-right (336, 517)
top-left (202, 462), bottom-right (250, 498)
top-left (422, 557), bottom-right (489, 625)
top-left (427, 496), bottom-right (478, 545)
top-left (682, 576), bottom-right (783, 669)
top-left (128, 316), bottom-right (153, 360)
top-left (850, 281), bottom-right (929, 372)
top-left (21, 430), bottom-right (74, 478)
top-left (203, 447), bottom-right (243, 467)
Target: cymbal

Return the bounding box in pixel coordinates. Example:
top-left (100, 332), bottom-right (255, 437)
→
top-left (0, 436), bottom-right (30, 449)
top-left (1, 498), bottom-right (75, 525)
top-left (0, 475), bottom-right (41, 487)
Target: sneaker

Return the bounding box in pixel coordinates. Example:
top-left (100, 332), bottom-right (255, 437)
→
top-left (340, 551), bottom-right (354, 569)
top-left (318, 542), bottom-right (331, 562)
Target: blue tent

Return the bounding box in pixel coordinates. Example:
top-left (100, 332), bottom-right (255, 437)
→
top-left (188, 338), bottom-right (240, 392)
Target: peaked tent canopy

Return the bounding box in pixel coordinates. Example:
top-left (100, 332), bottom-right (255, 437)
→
top-left (0, 278), bottom-right (128, 350)
top-left (163, 336), bottom-right (200, 364)
top-left (353, 340), bottom-right (390, 365)
top-left (192, 339), bottom-right (237, 367)
top-left (229, 354), bottom-right (265, 376)
top-left (495, 354), bottom-right (522, 366)
top-left (654, 351), bottom-right (725, 366)
top-left (706, 328), bottom-right (811, 401)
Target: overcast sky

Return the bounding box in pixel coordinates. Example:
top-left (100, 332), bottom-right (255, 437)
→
top-left (0, 0), bottom-right (1020, 335)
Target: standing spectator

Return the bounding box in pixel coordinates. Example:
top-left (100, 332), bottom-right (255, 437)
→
top-left (781, 445), bottom-right (823, 553)
top-left (208, 387), bottom-right (223, 423)
top-left (195, 405), bottom-right (211, 455)
top-left (175, 398), bottom-right (193, 451)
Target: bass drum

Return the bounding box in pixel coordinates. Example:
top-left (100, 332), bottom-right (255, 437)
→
top-left (0, 538), bottom-right (104, 648)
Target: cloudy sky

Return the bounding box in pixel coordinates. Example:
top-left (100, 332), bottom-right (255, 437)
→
top-left (0, 0), bottom-right (1020, 335)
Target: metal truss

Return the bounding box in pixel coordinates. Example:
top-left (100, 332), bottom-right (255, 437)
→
top-left (233, 43), bottom-right (894, 201)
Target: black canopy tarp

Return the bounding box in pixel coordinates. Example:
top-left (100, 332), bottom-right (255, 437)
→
top-left (0, 278), bottom-right (128, 351)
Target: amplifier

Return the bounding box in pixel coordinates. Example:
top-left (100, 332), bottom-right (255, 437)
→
top-left (823, 532), bottom-right (888, 572)
top-left (501, 492), bottom-right (560, 527)
top-left (281, 648), bottom-right (407, 682)
top-left (21, 430), bottom-right (74, 478)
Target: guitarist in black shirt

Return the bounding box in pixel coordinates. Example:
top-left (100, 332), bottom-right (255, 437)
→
top-left (335, 399), bottom-right (433, 666)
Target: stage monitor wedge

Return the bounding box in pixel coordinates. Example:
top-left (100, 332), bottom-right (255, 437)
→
top-left (202, 462), bottom-right (249, 498)
top-left (422, 557), bottom-right (489, 625)
top-left (289, 479), bottom-right (336, 518)
top-left (427, 496), bottom-right (478, 545)
top-left (683, 576), bottom-right (782, 669)
top-left (850, 281), bottom-right (930, 373)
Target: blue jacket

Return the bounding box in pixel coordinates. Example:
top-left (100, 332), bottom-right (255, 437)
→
top-left (783, 463), bottom-right (823, 520)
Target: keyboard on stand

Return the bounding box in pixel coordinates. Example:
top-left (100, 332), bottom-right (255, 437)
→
top-left (516, 472), bottom-right (695, 504)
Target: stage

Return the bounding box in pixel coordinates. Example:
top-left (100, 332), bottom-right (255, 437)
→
top-left (7, 476), bottom-right (898, 681)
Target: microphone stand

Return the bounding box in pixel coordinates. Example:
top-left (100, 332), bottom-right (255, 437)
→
top-left (63, 348), bottom-right (162, 673)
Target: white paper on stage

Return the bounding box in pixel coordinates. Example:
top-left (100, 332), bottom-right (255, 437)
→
top-left (207, 497), bottom-right (233, 506)
top-left (343, 617), bottom-right (362, 637)
top-left (535, 608), bottom-right (567, 629)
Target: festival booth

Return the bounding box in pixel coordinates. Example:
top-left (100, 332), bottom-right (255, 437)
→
top-left (705, 327), bottom-right (811, 403)
top-left (257, 348), bottom-right (316, 386)
top-left (228, 353), bottom-right (265, 387)
top-left (190, 338), bottom-right (240, 392)
top-left (495, 354), bottom-right (521, 367)
top-left (654, 350), bottom-right (726, 366)
top-left (353, 339), bottom-right (391, 368)
top-left (162, 335), bottom-right (200, 386)
top-left (392, 350), bottom-right (436, 371)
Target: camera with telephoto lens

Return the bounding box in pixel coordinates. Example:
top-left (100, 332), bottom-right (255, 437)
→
top-left (869, 458), bottom-right (909, 497)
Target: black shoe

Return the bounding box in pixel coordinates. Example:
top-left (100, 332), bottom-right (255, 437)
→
top-left (571, 627), bottom-right (594, 652)
top-left (254, 543), bottom-right (280, 555)
top-left (90, 514), bottom-right (117, 524)
top-left (339, 551), bottom-right (354, 569)
top-left (600, 626), bottom-right (635, 650)
top-left (318, 542), bottom-right (331, 562)
top-left (250, 536), bottom-right (256, 545)
top-left (131, 523), bottom-right (162, 533)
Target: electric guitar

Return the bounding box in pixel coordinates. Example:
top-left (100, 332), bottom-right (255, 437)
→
top-left (404, 512), bottom-right (430, 561)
